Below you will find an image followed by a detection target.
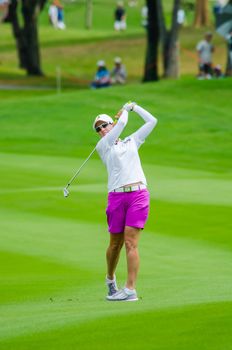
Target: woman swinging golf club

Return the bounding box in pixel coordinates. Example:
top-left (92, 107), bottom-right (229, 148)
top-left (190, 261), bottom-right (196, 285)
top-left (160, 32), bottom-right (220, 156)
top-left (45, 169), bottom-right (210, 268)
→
top-left (93, 102), bottom-right (158, 301)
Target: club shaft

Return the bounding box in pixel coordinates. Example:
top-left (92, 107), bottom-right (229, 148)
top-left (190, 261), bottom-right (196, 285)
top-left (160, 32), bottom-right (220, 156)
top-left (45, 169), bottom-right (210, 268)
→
top-left (64, 108), bottom-right (122, 190)
top-left (66, 147), bottom-right (96, 188)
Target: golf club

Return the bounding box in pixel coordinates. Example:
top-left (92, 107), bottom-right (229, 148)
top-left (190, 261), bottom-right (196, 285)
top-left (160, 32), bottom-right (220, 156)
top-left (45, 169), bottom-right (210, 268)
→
top-left (63, 147), bottom-right (96, 198)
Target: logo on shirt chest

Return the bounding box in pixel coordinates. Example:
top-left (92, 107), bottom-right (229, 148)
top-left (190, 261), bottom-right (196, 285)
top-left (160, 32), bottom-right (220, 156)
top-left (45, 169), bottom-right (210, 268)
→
top-left (114, 138), bottom-right (131, 145)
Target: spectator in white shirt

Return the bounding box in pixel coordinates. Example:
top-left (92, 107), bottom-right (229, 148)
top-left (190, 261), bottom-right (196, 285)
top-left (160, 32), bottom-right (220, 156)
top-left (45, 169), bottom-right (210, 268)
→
top-left (111, 57), bottom-right (127, 84)
top-left (196, 32), bottom-right (214, 79)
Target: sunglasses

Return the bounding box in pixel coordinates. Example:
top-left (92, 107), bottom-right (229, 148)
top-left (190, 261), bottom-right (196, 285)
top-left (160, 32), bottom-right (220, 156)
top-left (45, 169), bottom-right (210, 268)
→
top-left (95, 122), bottom-right (111, 133)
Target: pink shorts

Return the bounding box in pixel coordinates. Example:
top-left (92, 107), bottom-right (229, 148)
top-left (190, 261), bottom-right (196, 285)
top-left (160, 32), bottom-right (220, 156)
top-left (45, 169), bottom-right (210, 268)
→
top-left (106, 189), bottom-right (150, 234)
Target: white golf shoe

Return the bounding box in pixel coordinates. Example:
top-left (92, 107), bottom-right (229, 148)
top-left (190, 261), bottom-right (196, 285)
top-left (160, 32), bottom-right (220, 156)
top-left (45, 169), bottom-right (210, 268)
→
top-left (106, 276), bottom-right (118, 296)
top-left (106, 287), bottom-right (138, 301)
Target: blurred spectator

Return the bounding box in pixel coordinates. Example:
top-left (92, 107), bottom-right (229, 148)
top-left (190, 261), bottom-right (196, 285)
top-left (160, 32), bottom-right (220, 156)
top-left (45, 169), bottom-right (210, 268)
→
top-left (0, 0), bottom-right (9, 22)
top-left (213, 1), bottom-right (222, 15)
top-left (213, 64), bottom-right (223, 78)
top-left (141, 5), bottom-right (148, 28)
top-left (177, 8), bottom-right (186, 26)
top-left (57, 1), bottom-right (66, 29)
top-left (114, 1), bottom-right (126, 31)
top-left (196, 32), bottom-right (214, 79)
top-left (49, 0), bottom-right (66, 30)
top-left (111, 57), bottom-right (127, 84)
top-left (49, 2), bottom-right (58, 27)
top-left (91, 60), bottom-right (111, 89)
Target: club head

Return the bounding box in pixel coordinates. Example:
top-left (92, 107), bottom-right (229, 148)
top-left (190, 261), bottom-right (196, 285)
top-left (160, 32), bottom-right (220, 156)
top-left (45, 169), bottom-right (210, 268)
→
top-left (63, 187), bottom-right (69, 198)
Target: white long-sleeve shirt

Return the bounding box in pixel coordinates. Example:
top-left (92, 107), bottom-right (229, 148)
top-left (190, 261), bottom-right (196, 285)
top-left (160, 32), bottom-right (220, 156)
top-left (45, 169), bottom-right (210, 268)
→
top-left (96, 105), bottom-right (158, 192)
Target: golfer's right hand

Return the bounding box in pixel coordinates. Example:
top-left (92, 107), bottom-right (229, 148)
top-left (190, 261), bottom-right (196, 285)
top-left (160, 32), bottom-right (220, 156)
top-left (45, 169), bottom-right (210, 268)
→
top-left (123, 101), bottom-right (137, 112)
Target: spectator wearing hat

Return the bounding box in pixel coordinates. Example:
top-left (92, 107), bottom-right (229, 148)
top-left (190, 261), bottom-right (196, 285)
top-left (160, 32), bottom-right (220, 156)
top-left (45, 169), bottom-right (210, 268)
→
top-left (111, 57), bottom-right (127, 84)
top-left (91, 60), bottom-right (111, 89)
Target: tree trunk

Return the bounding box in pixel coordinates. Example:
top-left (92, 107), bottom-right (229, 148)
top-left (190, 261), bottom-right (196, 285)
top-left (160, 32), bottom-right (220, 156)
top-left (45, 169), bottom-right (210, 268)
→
top-left (85, 0), bottom-right (93, 29)
top-left (160, 0), bottom-right (180, 78)
top-left (226, 0), bottom-right (232, 75)
top-left (7, 0), bottom-right (26, 69)
top-left (143, 0), bottom-right (159, 82)
top-left (194, 0), bottom-right (210, 28)
top-left (21, 0), bottom-right (43, 75)
top-left (164, 36), bottom-right (180, 78)
top-left (7, 0), bottom-right (47, 76)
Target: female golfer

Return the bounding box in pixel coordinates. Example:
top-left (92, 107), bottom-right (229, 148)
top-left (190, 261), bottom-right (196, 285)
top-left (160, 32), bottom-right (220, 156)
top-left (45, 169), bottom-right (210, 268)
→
top-left (93, 102), bottom-right (158, 301)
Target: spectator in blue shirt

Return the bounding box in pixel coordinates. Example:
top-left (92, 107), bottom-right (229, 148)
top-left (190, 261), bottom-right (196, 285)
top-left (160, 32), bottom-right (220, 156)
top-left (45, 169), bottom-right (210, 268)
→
top-left (91, 61), bottom-right (111, 89)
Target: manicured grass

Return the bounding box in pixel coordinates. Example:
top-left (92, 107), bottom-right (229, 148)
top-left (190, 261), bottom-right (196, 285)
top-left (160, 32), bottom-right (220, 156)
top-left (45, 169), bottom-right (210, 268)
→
top-left (0, 78), bottom-right (231, 171)
top-left (0, 79), bottom-right (232, 349)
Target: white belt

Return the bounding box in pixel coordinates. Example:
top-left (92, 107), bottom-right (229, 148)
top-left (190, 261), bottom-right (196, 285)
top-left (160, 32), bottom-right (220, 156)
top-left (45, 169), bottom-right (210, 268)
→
top-left (112, 184), bottom-right (147, 193)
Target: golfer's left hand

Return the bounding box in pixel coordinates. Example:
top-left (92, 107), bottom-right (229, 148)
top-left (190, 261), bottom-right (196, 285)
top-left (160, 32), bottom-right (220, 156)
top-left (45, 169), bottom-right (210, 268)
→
top-left (123, 101), bottom-right (137, 112)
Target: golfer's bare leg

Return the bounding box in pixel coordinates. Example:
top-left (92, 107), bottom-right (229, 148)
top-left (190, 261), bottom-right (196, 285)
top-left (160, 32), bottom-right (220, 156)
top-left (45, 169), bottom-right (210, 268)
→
top-left (124, 226), bottom-right (141, 290)
top-left (106, 233), bottom-right (124, 280)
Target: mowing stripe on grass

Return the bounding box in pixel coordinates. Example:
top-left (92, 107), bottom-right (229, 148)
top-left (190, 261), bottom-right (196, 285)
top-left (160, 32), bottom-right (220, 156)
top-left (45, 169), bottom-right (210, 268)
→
top-left (1, 215), bottom-right (232, 340)
top-left (0, 177), bottom-right (232, 207)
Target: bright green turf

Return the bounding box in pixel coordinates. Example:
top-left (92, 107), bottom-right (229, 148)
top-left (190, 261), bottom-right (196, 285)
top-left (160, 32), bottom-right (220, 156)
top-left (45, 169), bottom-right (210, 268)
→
top-left (0, 78), bottom-right (232, 349)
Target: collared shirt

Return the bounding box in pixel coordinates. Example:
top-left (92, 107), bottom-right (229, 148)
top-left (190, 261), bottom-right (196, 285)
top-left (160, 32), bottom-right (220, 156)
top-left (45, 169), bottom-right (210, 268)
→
top-left (96, 106), bottom-right (158, 192)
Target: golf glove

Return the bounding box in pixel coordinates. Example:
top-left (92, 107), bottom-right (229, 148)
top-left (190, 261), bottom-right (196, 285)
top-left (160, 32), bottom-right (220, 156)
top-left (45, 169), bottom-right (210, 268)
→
top-left (123, 102), bottom-right (137, 112)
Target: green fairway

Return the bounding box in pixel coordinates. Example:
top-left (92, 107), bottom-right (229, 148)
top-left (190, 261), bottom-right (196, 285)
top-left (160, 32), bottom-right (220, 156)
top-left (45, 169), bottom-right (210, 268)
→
top-left (0, 78), bottom-right (232, 349)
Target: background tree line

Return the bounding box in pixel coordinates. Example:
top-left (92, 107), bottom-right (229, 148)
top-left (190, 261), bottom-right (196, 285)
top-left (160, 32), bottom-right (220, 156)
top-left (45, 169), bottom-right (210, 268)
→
top-left (1, 0), bottom-right (230, 80)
